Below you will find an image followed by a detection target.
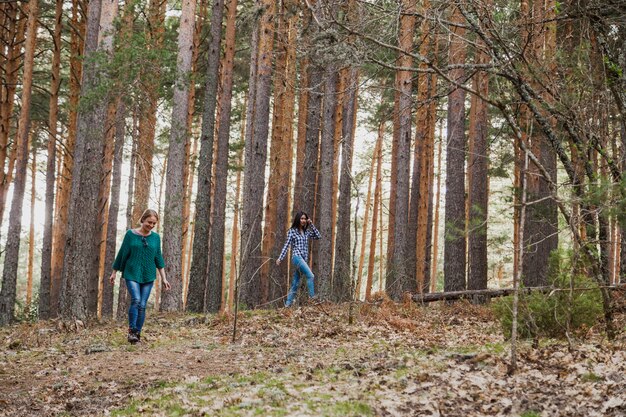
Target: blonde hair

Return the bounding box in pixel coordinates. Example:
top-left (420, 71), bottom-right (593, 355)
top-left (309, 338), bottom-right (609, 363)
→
top-left (139, 209), bottom-right (159, 224)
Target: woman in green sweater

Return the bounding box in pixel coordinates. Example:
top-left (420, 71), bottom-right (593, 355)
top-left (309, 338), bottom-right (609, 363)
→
top-left (109, 209), bottom-right (170, 344)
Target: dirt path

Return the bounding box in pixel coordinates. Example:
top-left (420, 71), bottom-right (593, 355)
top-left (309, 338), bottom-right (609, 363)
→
top-left (1, 302), bottom-right (625, 416)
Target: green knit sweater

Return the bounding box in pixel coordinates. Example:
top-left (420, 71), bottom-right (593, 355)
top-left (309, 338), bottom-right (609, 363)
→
top-left (112, 230), bottom-right (166, 283)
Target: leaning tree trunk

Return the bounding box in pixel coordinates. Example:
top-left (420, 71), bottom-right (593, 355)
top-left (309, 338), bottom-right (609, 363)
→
top-left (239, 0), bottom-right (275, 309)
top-left (39, 0), bottom-right (63, 319)
top-left (443, 5), bottom-right (467, 294)
top-left (160, 0), bottom-right (197, 312)
top-left (186, 0), bottom-right (225, 313)
top-left (0, 0), bottom-right (38, 325)
top-left (206, 0), bottom-right (235, 313)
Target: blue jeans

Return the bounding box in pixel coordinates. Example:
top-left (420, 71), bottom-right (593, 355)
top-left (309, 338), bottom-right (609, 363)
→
top-left (125, 279), bottom-right (154, 333)
top-left (286, 255), bottom-right (315, 306)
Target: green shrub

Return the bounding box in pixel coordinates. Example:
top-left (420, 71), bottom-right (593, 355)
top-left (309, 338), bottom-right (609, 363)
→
top-left (492, 250), bottom-right (603, 339)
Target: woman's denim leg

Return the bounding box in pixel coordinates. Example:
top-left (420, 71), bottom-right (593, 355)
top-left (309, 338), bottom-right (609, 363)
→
top-left (125, 279), bottom-right (141, 331)
top-left (292, 256), bottom-right (315, 297)
top-left (136, 281), bottom-right (154, 332)
top-left (125, 280), bottom-right (154, 332)
top-left (286, 263), bottom-right (301, 307)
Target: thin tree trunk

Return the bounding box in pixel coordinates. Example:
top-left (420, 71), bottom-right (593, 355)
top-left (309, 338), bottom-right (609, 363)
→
top-left (187, 0), bottom-right (225, 312)
top-left (160, 0), bottom-right (197, 312)
top-left (431, 121), bottom-right (443, 292)
top-left (366, 120), bottom-right (384, 301)
top-left (102, 103), bottom-right (126, 319)
top-left (0, 0), bottom-right (38, 325)
top-left (132, 0), bottom-right (166, 224)
top-left (117, 117), bottom-right (138, 321)
top-left (239, 0), bottom-right (275, 308)
top-left (39, 0), bottom-right (63, 320)
top-left (357, 123), bottom-right (379, 299)
top-left (206, 0), bottom-right (237, 313)
top-left (26, 147), bottom-right (36, 308)
top-left (333, 67), bottom-right (358, 302)
top-left (443, 5), bottom-right (467, 294)
top-left (228, 134), bottom-right (245, 312)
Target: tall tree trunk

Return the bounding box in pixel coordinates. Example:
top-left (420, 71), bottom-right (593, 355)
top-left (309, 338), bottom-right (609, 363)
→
top-left (386, 0), bottom-right (415, 300)
top-left (431, 121), bottom-right (443, 292)
top-left (467, 34), bottom-right (490, 297)
top-left (521, 0), bottom-right (558, 287)
top-left (228, 134), bottom-right (245, 311)
top-left (51, 0), bottom-right (85, 317)
top-left (60, 0), bottom-right (110, 320)
top-left (365, 120), bottom-right (384, 301)
top-left (333, 67), bottom-right (358, 302)
top-left (357, 121), bottom-right (379, 299)
top-left (187, 0), bottom-right (225, 312)
top-left (102, 103), bottom-right (126, 318)
top-left (132, 0), bottom-right (167, 224)
top-left (160, 0), bottom-right (197, 312)
top-left (206, 0), bottom-right (237, 313)
top-left (443, 5), bottom-right (467, 293)
top-left (316, 67), bottom-right (338, 300)
top-left (264, 0), bottom-right (297, 308)
top-left (412, 5), bottom-right (437, 294)
top-left (117, 117), bottom-right (139, 321)
top-left (95, 0), bottom-right (120, 317)
top-left (26, 147), bottom-right (36, 308)
top-left (39, 0), bottom-right (63, 319)
top-left (0, 3), bottom-right (27, 230)
top-left (239, 0), bottom-right (275, 309)
top-left (0, 0), bottom-right (37, 325)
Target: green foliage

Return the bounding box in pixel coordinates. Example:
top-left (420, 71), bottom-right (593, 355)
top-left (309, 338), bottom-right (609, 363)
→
top-left (492, 250), bottom-right (603, 339)
top-left (14, 297), bottom-right (39, 323)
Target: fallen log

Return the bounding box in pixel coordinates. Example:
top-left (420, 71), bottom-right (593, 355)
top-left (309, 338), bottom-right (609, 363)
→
top-left (412, 284), bottom-right (626, 303)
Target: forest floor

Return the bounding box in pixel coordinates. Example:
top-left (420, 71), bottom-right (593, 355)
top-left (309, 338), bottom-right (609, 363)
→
top-left (1, 297), bottom-right (626, 417)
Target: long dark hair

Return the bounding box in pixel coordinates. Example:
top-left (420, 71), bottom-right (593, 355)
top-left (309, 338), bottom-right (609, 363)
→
top-left (290, 211), bottom-right (309, 231)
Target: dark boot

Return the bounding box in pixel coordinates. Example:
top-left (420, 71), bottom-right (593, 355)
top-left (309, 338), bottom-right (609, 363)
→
top-left (127, 328), bottom-right (139, 344)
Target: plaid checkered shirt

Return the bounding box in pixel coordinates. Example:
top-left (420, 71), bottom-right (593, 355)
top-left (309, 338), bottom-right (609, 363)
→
top-left (277, 224), bottom-right (321, 262)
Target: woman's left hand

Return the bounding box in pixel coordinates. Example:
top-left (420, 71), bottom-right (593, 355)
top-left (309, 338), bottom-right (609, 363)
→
top-left (162, 280), bottom-right (171, 291)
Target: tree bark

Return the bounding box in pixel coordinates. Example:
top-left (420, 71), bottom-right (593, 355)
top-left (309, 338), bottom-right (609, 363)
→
top-left (102, 103), bottom-right (126, 318)
top-left (239, 0), bottom-right (275, 308)
top-left (160, 0), bottom-right (197, 312)
top-left (206, 0), bottom-right (237, 313)
top-left (0, 0), bottom-right (38, 325)
top-left (333, 67), bottom-right (358, 302)
top-left (467, 34), bottom-right (490, 297)
top-left (187, 0), bottom-right (225, 313)
top-left (386, 0), bottom-right (416, 300)
top-left (316, 67), bottom-right (338, 300)
top-left (51, 0), bottom-right (85, 317)
top-left (443, 5), bottom-right (467, 294)
top-left (39, 0), bottom-right (63, 320)
top-left (60, 0), bottom-right (109, 320)
top-left (366, 120), bottom-right (384, 301)
top-left (264, 0), bottom-right (298, 308)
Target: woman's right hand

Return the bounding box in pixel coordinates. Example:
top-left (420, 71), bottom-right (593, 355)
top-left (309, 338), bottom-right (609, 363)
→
top-left (109, 271), bottom-right (116, 285)
top-left (276, 259), bottom-right (281, 266)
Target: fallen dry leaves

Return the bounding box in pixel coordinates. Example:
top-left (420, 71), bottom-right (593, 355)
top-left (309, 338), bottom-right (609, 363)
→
top-left (0, 301), bottom-right (625, 416)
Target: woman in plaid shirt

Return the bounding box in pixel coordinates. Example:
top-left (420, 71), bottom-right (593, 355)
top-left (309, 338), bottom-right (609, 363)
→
top-left (276, 211), bottom-right (321, 307)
